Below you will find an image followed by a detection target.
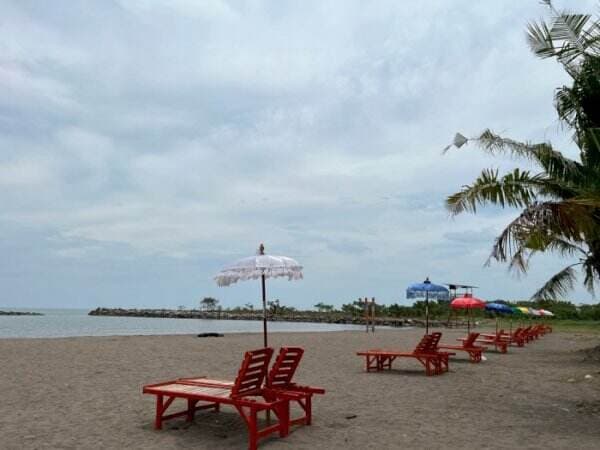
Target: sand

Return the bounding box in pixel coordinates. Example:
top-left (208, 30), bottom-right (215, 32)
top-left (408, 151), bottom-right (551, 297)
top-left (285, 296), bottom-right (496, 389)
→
top-left (1, 327), bottom-right (599, 449)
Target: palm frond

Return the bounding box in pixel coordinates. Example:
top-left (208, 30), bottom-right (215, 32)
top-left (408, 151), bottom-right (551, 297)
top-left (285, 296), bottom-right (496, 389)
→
top-left (473, 130), bottom-right (584, 182)
top-left (544, 237), bottom-right (588, 257)
top-left (531, 264), bottom-right (580, 299)
top-left (446, 168), bottom-right (545, 215)
top-left (528, 3), bottom-right (600, 75)
top-left (527, 20), bottom-right (557, 59)
top-left (488, 200), bottom-right (594, 265)
top-left (582, 257), bottom-right (597, 296)
top-left (507, 246), bottom-right (532, 274)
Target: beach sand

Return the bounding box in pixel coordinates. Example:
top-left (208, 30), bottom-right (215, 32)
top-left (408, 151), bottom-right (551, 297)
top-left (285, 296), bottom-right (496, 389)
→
top-left (1, 327), bottom-right (599, 449)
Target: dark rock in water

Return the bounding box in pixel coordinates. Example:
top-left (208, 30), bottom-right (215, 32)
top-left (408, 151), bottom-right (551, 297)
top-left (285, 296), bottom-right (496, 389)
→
top-left (0, 310), bottom-right (44, 316)
top-left (197, 333), bottom-right (224, 338)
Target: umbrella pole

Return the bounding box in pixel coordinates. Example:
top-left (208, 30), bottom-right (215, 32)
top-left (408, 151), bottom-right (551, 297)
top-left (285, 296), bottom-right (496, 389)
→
top-left (425, 291), bottom-right (429, 335)
top-left (467, 307), bottom-right (471, 333)
top-left (261, 273), bottom-right (267, 348)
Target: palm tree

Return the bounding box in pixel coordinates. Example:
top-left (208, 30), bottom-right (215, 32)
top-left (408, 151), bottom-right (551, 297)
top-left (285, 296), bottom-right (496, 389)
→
top-left (445, 2), bottom-right (600, 300)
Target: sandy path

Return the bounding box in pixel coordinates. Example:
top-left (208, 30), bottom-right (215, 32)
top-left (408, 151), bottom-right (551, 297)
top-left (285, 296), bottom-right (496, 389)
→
top-left (1, 328), bottom-right (599, 449)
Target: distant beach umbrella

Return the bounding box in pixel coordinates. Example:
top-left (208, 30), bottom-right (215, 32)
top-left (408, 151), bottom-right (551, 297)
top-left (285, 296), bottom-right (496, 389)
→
top-left (451, 294), bottom-right (486, 333)
top-left (529, 308), bottom-right (543, 317)
top-left (485, 303), bottom-right (514, 314)
top-left (406, 278), bottom-right (449, 334)
top-left (485, 302), bottom-right (514, 334)
top-left (539, 309), bottom-right (554, 316)
top-left (214, 244), bottom-right (303, 347)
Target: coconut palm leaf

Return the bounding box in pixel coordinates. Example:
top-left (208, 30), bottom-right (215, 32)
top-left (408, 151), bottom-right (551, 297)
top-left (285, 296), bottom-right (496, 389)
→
top-left (488, 201), bottom-right (594, 266)
top-left (527, 20), bottom-right (557, 59)
top-left (582, 257), bottom-right (597, 296)
top-left (446, 168), bottom-right (546, 215)
top-left (475, 130), bottom-right (584, 182)
top-left (531, 264), bottom-right (580, 300)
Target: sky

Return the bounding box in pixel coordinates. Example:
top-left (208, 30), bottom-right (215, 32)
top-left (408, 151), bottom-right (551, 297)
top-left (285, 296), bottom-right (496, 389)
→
top-left (1, 0), bottom-right (599, 310)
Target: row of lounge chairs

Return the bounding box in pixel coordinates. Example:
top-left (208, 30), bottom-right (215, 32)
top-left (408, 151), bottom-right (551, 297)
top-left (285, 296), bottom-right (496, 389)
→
top-left (142, 323), bottom-right (553, 447)
top-left (143, 347), bottom-right (324, 450)
top-left (357, 323), bottom-right (552, 376)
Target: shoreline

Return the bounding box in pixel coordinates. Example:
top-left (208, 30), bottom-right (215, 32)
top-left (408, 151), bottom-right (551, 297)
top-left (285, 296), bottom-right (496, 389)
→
top-left (0, 328), bottom-right (392, 341)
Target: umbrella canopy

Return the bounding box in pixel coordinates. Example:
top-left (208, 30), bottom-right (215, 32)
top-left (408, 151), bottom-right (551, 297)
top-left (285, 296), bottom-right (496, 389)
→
top-left (406, 278), bottom-right (449, 334)
top-left (515, 307), bottom-right (530, 315)
top-left (539, 309), bottom-right (554, 316)
top-left (451, 294), bottom-right (485, 333)
top-left (485, 302), bottom-right (513, 335)
top-left (529, 308), bottom-right (543, 317)
top-left (214, 254), bottom-right (303, 286)
top-left (451, 295), bottom-right (486, 309)
top-left (485, 303), bottom-right (514, 314)
top-left (214, 244), bottom-right (303, 347)
top-left (406, 279), bottom-right (449, 300)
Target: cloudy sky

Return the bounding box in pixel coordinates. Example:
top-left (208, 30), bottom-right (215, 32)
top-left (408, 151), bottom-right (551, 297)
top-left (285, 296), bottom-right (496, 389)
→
top-left (1, 0), bottom-right (598, 310)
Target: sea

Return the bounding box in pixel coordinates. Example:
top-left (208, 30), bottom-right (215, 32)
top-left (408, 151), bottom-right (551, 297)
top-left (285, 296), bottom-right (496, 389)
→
top-left (0, 308), bottom-right (365, 339)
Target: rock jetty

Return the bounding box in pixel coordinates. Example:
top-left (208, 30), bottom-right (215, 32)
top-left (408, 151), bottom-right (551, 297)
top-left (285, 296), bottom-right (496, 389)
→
top-left (0, 311), bottom-right (44, 316)
top-left (88, 307), bottom-right (423, 327)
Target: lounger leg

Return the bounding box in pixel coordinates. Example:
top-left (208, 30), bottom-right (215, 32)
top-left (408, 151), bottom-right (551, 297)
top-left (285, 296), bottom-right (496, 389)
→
top-left (187, 399), bottom-right (198, 422)
top-left (248, 408), bottom-right (258, 450)
top-left (307, 395), bottom-right (313, 425)
top-left (278, 401), bottom-right (290, 437)
top-left (155, 395), bottom-right (164, 430)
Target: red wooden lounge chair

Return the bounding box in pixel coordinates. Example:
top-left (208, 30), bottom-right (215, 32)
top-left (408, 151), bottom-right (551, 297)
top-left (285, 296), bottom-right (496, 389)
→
top-left (356, 334), bottom-right (446, 376)
top-left (143, 348), bottom-right (289, 450)
top-left (482, 328), bottom-right (526, 347)
top-left (437, 332), bottom-right (486, 362)
top-left (460, 332), bottom-right (508, 354)
top-left (428, 332), bottom-right (454, 372)
top-left (265, 347), bottom-right (325, 426)
top-left (182, 347), bottom-right (326, 428)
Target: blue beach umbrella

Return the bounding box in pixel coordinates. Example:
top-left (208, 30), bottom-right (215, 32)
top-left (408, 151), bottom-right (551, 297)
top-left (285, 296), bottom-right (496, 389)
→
top-left (406, 278), bottom-right (449, 334)
top-left (485, 303), bottom-right (514, 314)
top-left (485, 302), bottom-right (514, 334)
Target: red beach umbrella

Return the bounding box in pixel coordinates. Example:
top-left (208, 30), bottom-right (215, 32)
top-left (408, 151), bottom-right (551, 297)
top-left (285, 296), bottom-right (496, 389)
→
top-left (451, 294), bottom-right (486, 333)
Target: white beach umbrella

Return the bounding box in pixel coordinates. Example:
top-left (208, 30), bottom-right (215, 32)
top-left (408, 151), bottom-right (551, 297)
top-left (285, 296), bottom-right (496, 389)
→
top-left (214, 244), bottom-right (303, 347)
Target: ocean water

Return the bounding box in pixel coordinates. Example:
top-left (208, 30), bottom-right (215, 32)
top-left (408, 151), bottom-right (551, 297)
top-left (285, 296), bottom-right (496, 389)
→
top-left (0, 308), bottom-right (365, 339)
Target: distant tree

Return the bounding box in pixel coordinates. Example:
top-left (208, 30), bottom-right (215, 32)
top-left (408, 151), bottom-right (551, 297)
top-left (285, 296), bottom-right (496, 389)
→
top-left (341, 301), bottom-right (364, 316)
top-left (314, 302), bottom-right (334, 314)
top-left (244, 303), bottom-right (254, 312)
top-left (200, 297), bottom-right (219, 311)
top-left (268, 299), bottom-right (281, 315)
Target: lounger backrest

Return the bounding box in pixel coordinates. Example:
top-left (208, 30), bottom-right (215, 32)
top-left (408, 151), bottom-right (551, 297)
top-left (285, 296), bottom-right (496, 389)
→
top-left (463, 332), bottom-right (480, 347)
top-left (429, 332), bottom-right (442, 349)
top-left (413, 334), bottom-right (435, 354)
top-left (267, 347), bottom-right (304, 388)
top-left (230, 347), bottom-right (274, 398)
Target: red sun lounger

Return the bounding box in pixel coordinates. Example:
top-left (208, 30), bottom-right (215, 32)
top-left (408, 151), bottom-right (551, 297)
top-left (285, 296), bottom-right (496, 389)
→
top-left (460, 332), bottom-right (508, 354)
top-left (357, 334), bottom-right (447, 376)
top-left (481, 328), bottom-right (526, 347)
top-left (265, 347), bottom-right (325, 426)
top-left (143, 348), bottom-right (289, 450)
top-left (181, 347), bottom-right (325, 428)
top-left (437, 332), bottom-right (486, 362)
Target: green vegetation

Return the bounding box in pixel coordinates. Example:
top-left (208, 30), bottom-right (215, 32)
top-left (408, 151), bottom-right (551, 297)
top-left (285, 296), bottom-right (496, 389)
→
top-left (445, 2), bottom-right (600, 300)
top-left (199, 297), bottom-right (219, 310)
